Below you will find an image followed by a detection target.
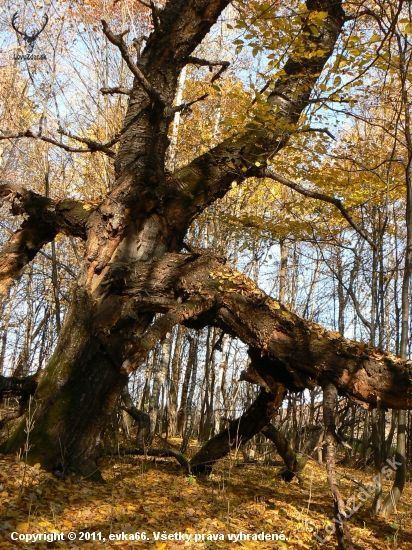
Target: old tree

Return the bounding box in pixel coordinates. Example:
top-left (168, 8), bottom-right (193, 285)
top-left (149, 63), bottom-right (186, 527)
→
top-left (1, 0), bottom-right (412, 541)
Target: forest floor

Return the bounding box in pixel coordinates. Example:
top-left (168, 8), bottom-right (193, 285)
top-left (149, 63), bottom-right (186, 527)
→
top-left (0, 439), bottom-right (412, 550)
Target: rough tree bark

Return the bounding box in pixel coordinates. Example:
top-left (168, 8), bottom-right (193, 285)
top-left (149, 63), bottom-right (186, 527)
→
top-left (1, 0), bottom-right (409, 487)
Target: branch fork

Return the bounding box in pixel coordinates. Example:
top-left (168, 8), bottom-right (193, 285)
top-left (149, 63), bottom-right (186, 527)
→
top-left (101, 20), bottom-right (164, 105)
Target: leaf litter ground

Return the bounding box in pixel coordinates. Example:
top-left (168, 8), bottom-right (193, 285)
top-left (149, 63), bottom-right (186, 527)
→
top-left (1, 443), bottom-right (412, 550)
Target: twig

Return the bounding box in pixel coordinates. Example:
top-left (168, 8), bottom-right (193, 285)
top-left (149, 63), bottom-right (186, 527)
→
top-left (57, 128), bottom-right (117, 157)
top-left (0, 128), bottom-right (118, 158)
top-left (174, 93), bottom-right (209, 113)
top-left (0, 129), bottom-right (93, 154)
top-left (186, 56), bottom-right (230, 83)
top-left (293, 127), bottom-right (336, 141)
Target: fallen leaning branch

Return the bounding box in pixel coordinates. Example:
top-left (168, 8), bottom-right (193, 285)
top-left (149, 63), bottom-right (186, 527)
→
top-left (0, 372), bottom-right (40, 400)
top-left (117, 252), bottom-right (412, 409)
top-left (0, 372), bottom-right (42, 429)
top-left (261, 423), bottom-right (323, 483)
top-left (189, 385), bottom-right (285, 474)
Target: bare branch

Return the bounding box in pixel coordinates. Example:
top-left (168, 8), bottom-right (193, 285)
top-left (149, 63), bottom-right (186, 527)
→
top-left (39, 250), bottom-right (77, 278)
top-left (0, 129), bottom-right (94, 154)
top-left (173, 93), bottom-right (209, 113)
top-left (293, 127), bottom-right (336, 141)
top-left (100, 86), bottom-right (132, 96)
top-left (1, 127), bottom-right (118, 158)
top-left (186, 56), bottom-right (230, 82)
top-left (118, 252), bottom-right (412, 409)
top-left (57, 128), bottom-right (117, 157)
top-left (0, 185), bottom-right (94, 303)
top-left (262, 170), bottom-right (376, 250)
top-left (101, 20), bottom-right (163, 104)
top-left (344, 8), bottom-right (386, 33)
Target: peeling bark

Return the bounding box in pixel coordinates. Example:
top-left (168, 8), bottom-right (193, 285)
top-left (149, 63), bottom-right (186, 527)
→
top-left (0, 184), bottom-right (94, 239)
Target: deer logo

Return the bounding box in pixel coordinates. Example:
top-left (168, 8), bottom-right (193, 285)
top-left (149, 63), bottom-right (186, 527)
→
top-left (11, 12), bottom-right (48, 53)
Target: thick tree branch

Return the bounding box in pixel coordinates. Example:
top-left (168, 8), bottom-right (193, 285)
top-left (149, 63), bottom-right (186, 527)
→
top-left (164, 0), bottom-right (346, 242)
top-left (147, 0), bottom-right (232, 66)
top-left (189, 386), bottom-right (285, 473)
top-left (117, 252), bottom-right (412, 409)
top-left (0, 185), bottom-right (95, 301)
top-left (0, 218), bottom-right (57, 302)
top-left (111, 0), bottom-right (231, 179)
top-left (0, 184), bottom-right (95, 238)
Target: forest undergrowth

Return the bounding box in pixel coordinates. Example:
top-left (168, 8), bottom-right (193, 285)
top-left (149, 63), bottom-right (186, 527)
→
top-left (1, 438), bottom-right (412, 550)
